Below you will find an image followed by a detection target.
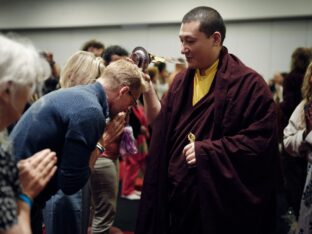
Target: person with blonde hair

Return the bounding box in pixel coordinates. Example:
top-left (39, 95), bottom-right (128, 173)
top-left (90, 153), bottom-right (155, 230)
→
top-left (60, 51), bottom-right (105, 88)
top-left (280, 47), bottom-right (312, 219)
top-left (284, 62), bottom-right (312, 233)
top-left (0, 34), bottom-right (57, 234)
top-left (10, 58), bottom-right (149, 234)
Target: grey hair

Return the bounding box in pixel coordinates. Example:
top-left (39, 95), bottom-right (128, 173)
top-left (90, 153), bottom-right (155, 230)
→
top-left (0, 34), bottom-right (51, 94)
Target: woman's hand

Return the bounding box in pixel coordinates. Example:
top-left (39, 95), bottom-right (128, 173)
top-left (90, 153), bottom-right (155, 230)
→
top-left (17, 149), bottom-right (57, 199)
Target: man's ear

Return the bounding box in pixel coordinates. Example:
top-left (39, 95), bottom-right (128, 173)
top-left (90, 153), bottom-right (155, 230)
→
top-left (119, 86), bottom-right (129, 96)
top-left (212, 32), bottom-right (222, 46)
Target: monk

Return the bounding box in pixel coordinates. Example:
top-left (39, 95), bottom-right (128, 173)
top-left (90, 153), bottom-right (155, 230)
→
top-left (136, 6), bottom-right (279, 234)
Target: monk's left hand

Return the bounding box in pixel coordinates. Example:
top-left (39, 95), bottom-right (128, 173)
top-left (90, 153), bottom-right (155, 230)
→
top-left (183, 143), bottom-right (196, 166)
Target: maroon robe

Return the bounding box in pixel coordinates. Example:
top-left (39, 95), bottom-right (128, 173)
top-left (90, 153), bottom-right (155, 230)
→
top-left (136, 47), bottom-right (279, 234)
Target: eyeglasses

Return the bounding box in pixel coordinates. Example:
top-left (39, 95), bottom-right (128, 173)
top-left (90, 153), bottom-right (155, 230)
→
top-left (128, 91), bottom-right (138, 107)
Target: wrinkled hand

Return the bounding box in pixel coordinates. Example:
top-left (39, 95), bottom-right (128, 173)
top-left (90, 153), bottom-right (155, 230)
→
top-left (101, 112), bottom-right (126, 145)
top-left (17, 149), bottom-right (57, 199)
top-left (183, 143), bottom-right (196, 166)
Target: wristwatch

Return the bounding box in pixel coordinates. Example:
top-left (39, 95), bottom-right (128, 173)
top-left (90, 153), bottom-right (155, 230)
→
top-left (96, 143), bottom-right (105, 154)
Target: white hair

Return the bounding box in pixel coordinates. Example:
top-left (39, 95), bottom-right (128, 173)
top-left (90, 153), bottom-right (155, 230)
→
top-left (0, 34), bottom-right (51, 94)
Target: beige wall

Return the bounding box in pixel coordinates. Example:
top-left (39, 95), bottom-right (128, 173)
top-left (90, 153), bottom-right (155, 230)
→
top-left (0, 0), bottom-right (311, 29)
top-left (1, 0), bottom-right (312, 80)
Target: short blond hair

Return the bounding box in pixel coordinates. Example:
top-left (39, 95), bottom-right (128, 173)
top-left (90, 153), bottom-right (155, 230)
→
top-left (100, 59), bottom-right (149, 93)
top-left (60, 51), bottom-right (105, 88)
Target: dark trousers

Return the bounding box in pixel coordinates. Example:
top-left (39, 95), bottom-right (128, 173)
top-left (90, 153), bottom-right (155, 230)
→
top-left (42, 184), bottom-right (90, 234)
top-left (31, 202), bottom-right (44, 234)
top-left (282, 151), bottom-right (307, 218)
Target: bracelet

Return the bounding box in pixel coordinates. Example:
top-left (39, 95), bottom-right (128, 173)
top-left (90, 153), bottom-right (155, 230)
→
top-left (96, 143), bottom-right (105, 154)
top-left (18, 193), bottom-right (33, 208)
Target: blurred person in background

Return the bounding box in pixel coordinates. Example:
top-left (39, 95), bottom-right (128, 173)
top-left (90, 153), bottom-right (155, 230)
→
top-left (283, 62), bottom-right (312, 233)
top-left (103, 45), bottom-right (129, 66)
top-left (268, 71), bottom-right (286, 103)
top-left (82, 39), bottom-right (105, 57)
top-left (153, 62), bottom-right (169, 98)
top-left (280, 47), bottom-right (312, 220)
top-left (40, 51), bottom-right (61, 96)
top-left (167, 58), bottom-right (187, 87)
top-left (146, 67), bottom-right (160, 99)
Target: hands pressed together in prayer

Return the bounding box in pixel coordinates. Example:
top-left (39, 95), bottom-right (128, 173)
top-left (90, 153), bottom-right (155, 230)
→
top-left (89, 112), bottom-right (127, 168)
top-left (103, 112), bottom-right (127, 143)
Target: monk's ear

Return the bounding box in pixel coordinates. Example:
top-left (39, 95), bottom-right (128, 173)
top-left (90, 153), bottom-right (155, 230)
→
top-left (212, 32), bottom-right (222, 46)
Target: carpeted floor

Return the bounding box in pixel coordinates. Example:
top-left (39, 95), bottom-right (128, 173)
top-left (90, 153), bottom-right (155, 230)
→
top-left (113, 176), bottom-right (142, 234)
top-left (113, 190), bottom-right (292, 234)
top-left (114, 161), bottom-right (143, 234)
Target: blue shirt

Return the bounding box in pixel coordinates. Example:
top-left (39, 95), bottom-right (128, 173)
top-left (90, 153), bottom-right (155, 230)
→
top-left (10, 82), bottom-right (109, 206)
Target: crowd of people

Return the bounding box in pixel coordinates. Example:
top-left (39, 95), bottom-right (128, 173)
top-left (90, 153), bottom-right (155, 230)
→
top-left (1, 5), bottom-right (312, 234)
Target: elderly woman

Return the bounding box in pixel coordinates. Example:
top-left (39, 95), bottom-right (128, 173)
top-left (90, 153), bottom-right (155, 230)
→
top-left (284, 62), bottom-right (312, 234)
top-left (0, 34), bottom-right (58, 234)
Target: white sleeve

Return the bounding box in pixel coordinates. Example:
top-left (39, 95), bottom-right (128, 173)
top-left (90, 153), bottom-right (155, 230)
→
top-left (283, 102), bottom-right (310, 157)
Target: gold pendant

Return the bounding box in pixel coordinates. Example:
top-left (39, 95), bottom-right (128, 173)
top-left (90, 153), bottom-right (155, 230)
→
top-left (188, 132), bottom-right (196, 143)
